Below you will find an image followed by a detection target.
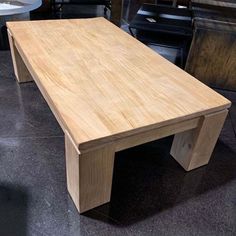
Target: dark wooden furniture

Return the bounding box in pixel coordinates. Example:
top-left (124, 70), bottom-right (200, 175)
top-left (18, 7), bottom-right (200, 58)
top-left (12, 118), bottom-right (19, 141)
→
top-left (111, 0), bottom-right (191, 26)
top-left (185, 0), bottom-right (236, 90)
top-left (186, 19), bottom-right (236, 90)
top-left (129, 4), bottom-right (192, 37)
top-left (129, 4), bottom-right (193, 68)
top-left (191, 0), bottom-right (236, 22)
top-left (51, 0), bottom-right (111, 15)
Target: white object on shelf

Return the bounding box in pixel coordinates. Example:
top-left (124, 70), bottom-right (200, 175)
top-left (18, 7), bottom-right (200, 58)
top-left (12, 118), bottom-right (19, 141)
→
top-left (0, 0), bottom-right (42, 16)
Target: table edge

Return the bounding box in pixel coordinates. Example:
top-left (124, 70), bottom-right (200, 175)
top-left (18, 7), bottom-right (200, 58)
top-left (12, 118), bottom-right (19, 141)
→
top-left (7, 20), bottom-right (232, 154)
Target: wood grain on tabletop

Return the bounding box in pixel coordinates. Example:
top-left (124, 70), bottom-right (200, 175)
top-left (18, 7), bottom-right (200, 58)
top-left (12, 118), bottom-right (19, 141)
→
top-left (7, 17), bottom-right (231, 152)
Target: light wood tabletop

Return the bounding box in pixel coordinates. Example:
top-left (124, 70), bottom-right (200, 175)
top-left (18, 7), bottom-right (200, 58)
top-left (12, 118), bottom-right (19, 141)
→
top-left (7, 17), bottom-right (230, 151)
top-left (7, 17), bottom-right (231, 213)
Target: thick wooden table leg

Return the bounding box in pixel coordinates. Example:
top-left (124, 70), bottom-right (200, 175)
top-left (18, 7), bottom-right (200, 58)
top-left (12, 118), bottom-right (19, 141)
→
top-left (170, 110), bottom-right (228, 171)
top-left (7, 29), bottom-right (33, 83)
top-left (65, 132), bottom-right (115, 213)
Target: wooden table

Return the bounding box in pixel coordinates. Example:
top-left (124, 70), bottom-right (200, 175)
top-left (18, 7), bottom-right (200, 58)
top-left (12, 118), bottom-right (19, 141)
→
top-left (7, 17), bottom-right (231, 213)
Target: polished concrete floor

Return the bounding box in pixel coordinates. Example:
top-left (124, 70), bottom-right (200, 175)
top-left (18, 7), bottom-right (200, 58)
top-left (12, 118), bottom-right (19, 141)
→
top-left (1, 51), bottom-right (236, 236)
top-left (0, 5), bottom-right (236, 236)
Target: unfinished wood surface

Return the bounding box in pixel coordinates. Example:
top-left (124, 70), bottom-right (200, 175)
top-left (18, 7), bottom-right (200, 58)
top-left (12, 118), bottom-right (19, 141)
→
top-left (65, 131), bottom-right (115, 213)
top-left (7, 18), bottom-right (231, 214)
top-left (83, 117), bottom-right (200, 153)
top-left (7, 18), bottom-right (231, 153)
top-left (114, 117), bottom-right (200, 152)
top-left (170, 109), bottom-right (228, 171)
top-left (7, 29), bottom-right (33, 83)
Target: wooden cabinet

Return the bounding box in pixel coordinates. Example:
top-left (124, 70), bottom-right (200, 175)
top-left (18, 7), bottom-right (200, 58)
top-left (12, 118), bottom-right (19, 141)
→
top-left (185, 0), bottom-right (236, 90)
top-left (185, 19), bottom-right (236, 90)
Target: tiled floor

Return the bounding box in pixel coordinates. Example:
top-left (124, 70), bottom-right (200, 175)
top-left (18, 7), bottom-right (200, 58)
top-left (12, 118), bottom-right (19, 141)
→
top-left (0, 5), bottom-right (236, 236)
